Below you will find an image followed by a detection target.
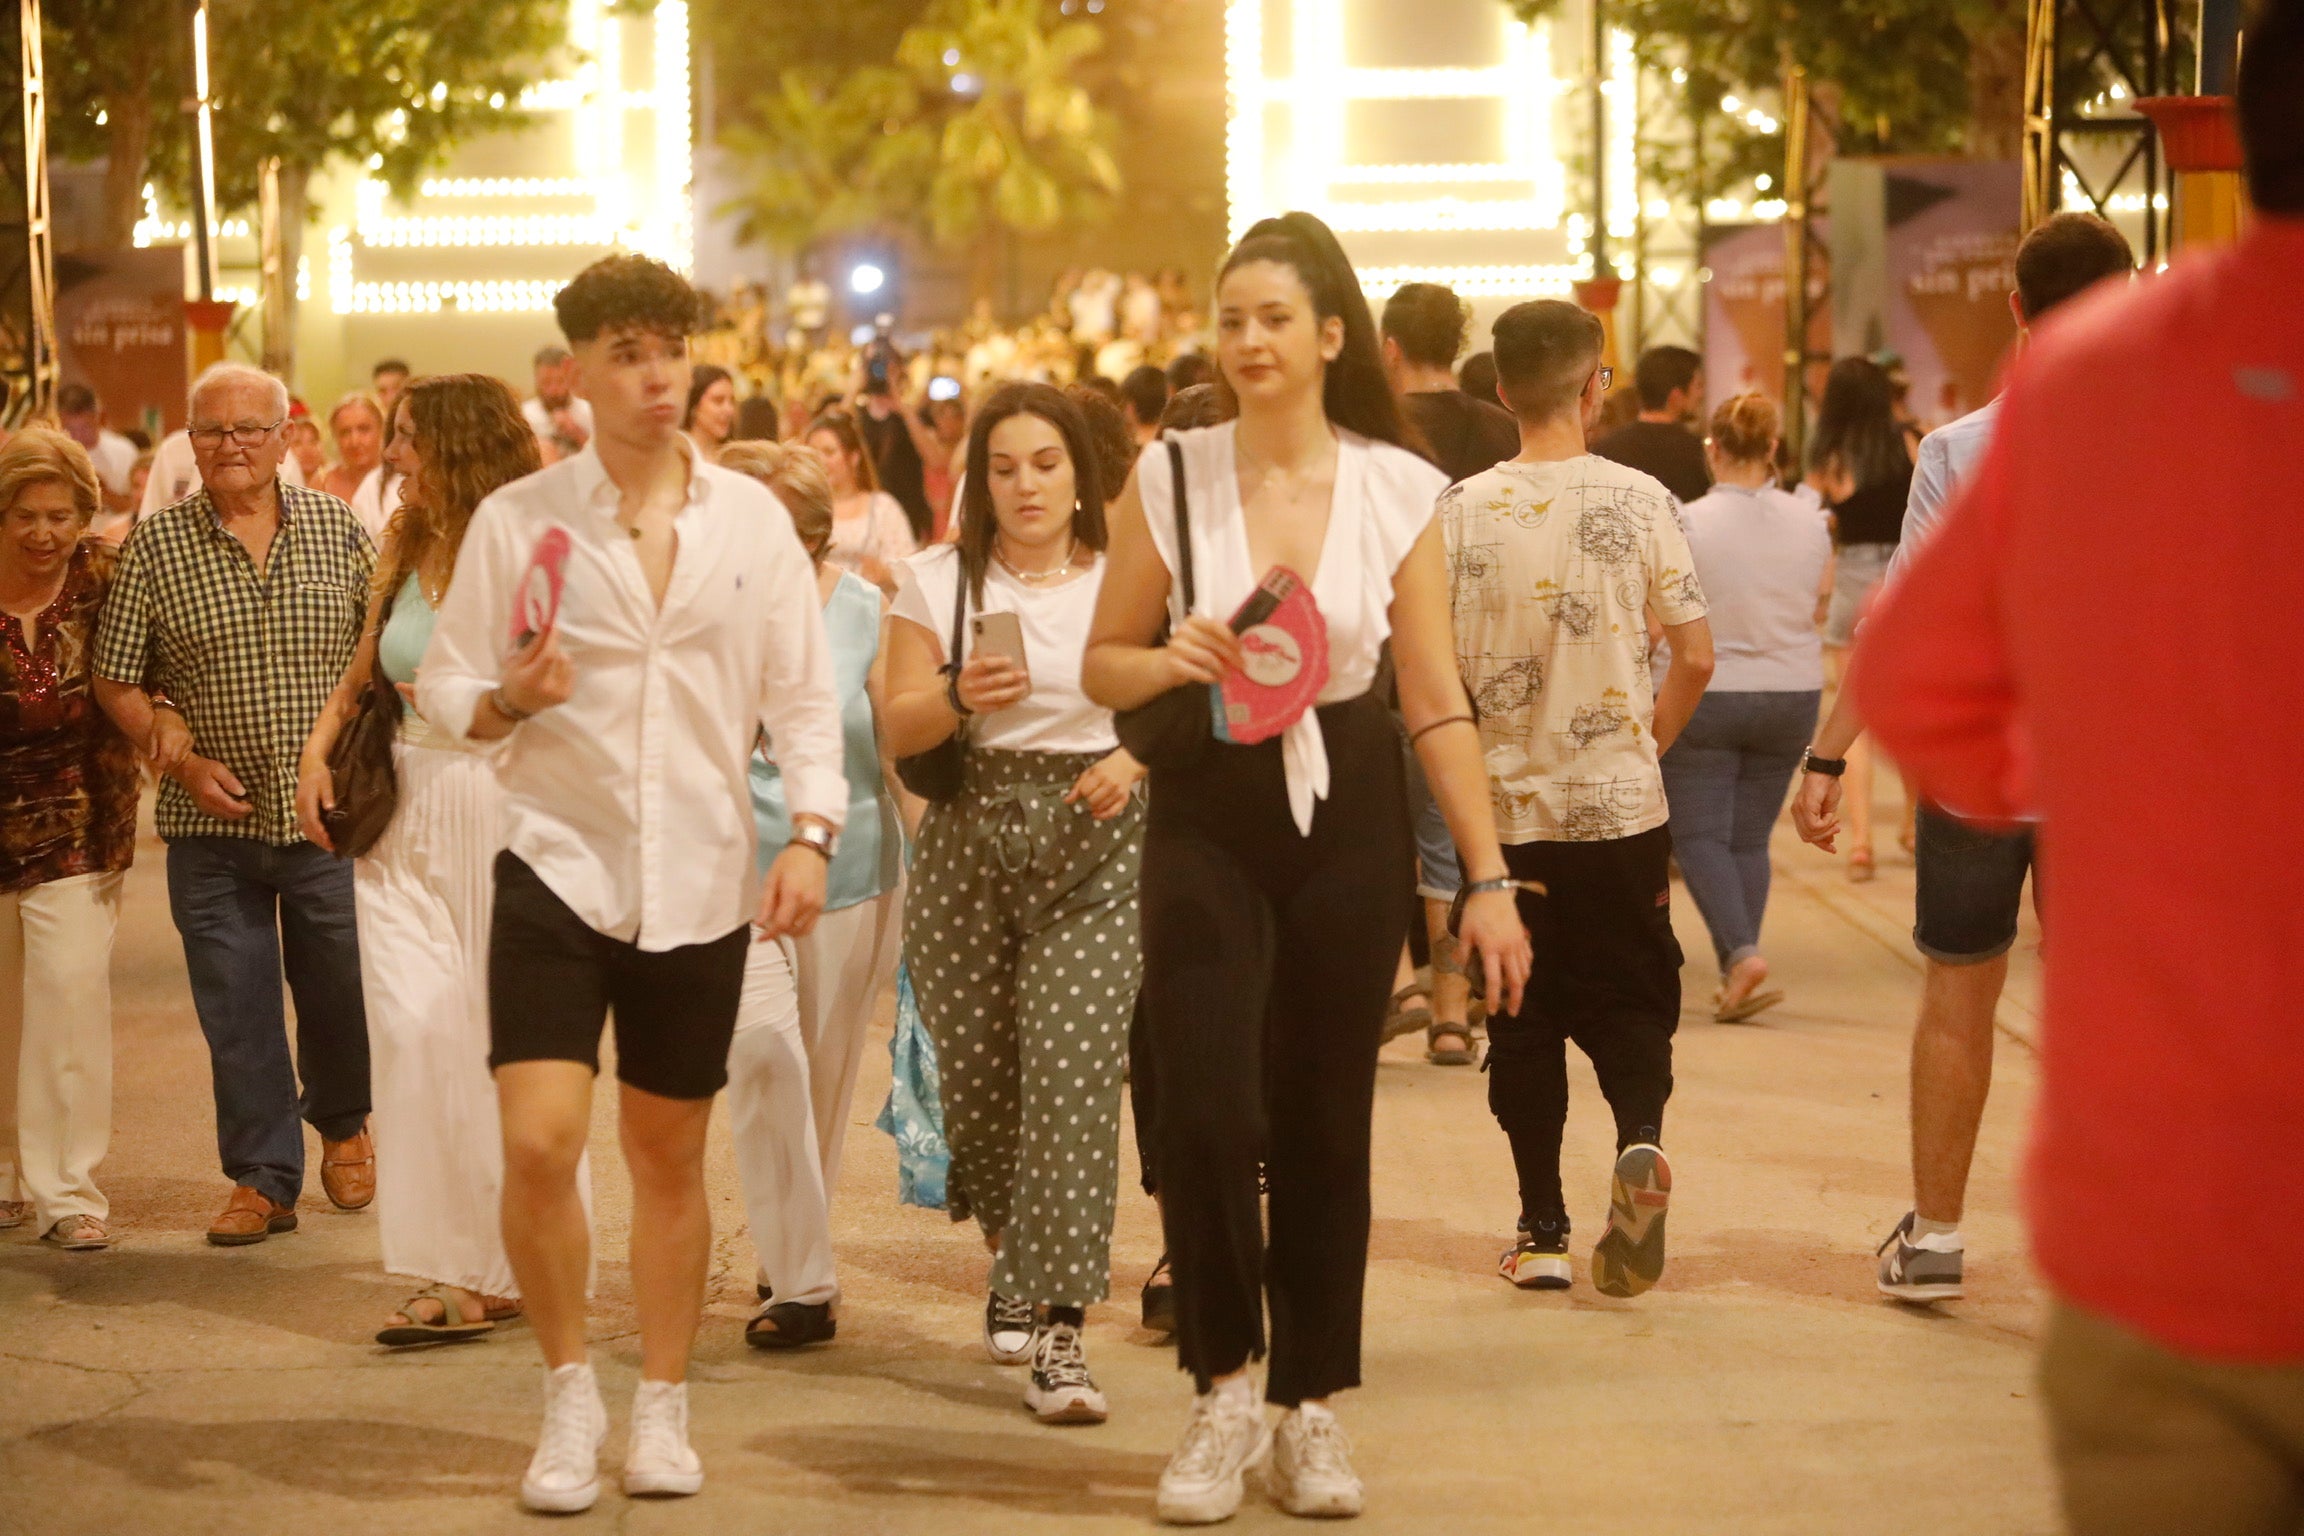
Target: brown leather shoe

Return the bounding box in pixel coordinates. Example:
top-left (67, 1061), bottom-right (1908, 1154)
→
top-left (208, 1186), bottom-right (297, 1246)
top-left (320, 1127), bottom-right (375, 1211)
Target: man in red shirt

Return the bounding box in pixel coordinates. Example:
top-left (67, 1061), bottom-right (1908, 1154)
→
top-left (1856, 6), bottom-right (2304, 1530)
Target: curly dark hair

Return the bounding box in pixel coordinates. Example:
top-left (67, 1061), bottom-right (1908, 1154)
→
top-left (1063, 382), bottom-right (1138, 509)
top-left (553, 254), bottom-right (705, 344)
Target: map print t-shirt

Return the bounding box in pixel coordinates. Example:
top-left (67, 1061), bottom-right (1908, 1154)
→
top-left (1442, 455), bottom-right (1708, 844)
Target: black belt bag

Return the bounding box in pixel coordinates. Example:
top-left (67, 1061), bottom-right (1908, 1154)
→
top-left (1114, 437), bottom-right (1216, 771)
top-left (894, 569), bottom-right (969, 801)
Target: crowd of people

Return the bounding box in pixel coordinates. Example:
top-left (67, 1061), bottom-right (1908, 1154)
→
top-left (0, 8), bottom-right (2298, 1528)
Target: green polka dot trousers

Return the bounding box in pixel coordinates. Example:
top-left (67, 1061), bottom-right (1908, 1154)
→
top-left (904, 747), bottom-right (1146, 1308)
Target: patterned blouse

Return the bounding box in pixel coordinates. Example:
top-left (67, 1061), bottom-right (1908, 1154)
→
top-left (0, 540), bottom-right (140, 892)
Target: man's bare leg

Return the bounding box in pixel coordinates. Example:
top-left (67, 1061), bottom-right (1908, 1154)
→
top-left (497, 1061), bottom-right (597, 1367)
top-left (1911, 954), bottom-right (2008, 1225)
top-left (619, 1082), bottom-right (717, 1383)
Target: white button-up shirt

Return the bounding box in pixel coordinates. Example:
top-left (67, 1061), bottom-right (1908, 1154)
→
top-left (417, 443), bottom-right (846, 951)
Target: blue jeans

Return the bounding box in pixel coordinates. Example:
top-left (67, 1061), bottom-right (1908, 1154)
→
top-left (1659, 690), bottom-right (1821, 974)
top-left (165, 837), bottom-right (370, 1207)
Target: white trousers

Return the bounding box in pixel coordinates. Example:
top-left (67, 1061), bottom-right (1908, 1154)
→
top-left (0, 870), bottom-right (120, 1228)
top-left (358, 739), bottom-right (589, 1299)
top-left (727, 880), bottom-right (904, 1307)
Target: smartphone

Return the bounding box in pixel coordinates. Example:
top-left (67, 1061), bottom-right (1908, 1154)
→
top-left (970, 610), bottom-right (1030, 691)
top-left (927, 374), bottom-right (962, 402)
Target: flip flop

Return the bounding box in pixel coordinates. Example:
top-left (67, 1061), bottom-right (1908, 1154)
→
top-left (376, 1286), bottom-right (496, 1347)
top-left (1714, 989), bottom-right (1787, 1024)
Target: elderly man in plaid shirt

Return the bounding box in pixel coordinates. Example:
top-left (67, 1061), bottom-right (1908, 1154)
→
top-left (94, 362), bottom-right (377, 1246)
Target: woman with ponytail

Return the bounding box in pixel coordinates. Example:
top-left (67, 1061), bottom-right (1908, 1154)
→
top-left (1085, 213), bottom-right (1530, 1524)
top-left (1661, 393), bottom-right (1832, 1022)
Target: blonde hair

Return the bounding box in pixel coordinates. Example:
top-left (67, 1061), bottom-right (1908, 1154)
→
top-left (327, 391), bottom-right (385, 437)
top-left (1708, 391), bottom-right (1781, 465)
top-left (719, 439), bottom-right (834, 564)
top-left (0, 427), bottom-right (101, 526)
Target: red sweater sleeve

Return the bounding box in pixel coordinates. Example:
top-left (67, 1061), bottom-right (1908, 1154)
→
top-left (1852, 419), bottom-right (2028, 824)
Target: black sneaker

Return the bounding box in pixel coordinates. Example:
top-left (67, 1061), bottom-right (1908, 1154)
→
top-left (983, 1289), bottom-right (1039, 1365)
top-left (1141, 1253), bottom-right (1176, 1336)
top-left (1499, 1218), bottom-right (1572, 1289)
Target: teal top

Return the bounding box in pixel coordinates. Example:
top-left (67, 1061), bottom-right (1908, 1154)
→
top-left (376, 571), bottom-right (433, 686)
top-left (752, 570), bottom-right (903, 910)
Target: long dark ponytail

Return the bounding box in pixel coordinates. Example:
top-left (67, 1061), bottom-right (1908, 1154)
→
top-left (1217, 212), bottom-right (1420, 455)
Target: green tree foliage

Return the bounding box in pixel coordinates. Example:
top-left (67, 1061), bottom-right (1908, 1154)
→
top-left (1504, 0), bottom-right (2029, 201)
top-left (715, 0), bottom-right (1122, 298)
top-left (44, 0), bottom-right (187, 248)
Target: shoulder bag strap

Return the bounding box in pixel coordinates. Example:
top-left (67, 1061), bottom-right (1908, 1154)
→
top-left (1165, 436), bottom-right (1195, 621)
top-left (945, 558), bottom-right (970, 676)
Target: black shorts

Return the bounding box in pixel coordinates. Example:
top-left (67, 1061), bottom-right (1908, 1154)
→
top-left (1912, 806), bottom-right (2036, 965)
top-left (487, 852), bottom-right (751, 1100)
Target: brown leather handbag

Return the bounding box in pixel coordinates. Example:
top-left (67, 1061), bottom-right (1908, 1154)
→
top-left (321, 584), bottom-right (404, 859)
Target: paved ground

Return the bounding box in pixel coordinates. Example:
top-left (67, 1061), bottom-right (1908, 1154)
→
top-left (0, 787), bottom-right (2058, 1536)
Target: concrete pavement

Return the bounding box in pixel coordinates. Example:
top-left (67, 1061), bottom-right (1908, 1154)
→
top-left (0, 803), bottom-right (2058, 1535)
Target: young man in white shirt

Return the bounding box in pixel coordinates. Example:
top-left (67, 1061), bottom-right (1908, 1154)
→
top-left (1443, 300), bottom-right (1714, 1299)
top-left (417, 254), bottom-right (847, 1515)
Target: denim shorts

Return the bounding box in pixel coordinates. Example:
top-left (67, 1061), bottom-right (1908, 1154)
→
top-left (1912, 805), bottom-right (2036, 964)
top-left (1825, 541), bottom-right (1897, 647)
top-left (1400, 726), bottom-right (1463, 900)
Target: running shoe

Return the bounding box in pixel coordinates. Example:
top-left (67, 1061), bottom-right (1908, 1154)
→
top-left (623, 1378), bottom-right (703, 1498)
top-left (1875, 1211), bottom-right (1965, 1302)
top-left (1156, 1381), bottom-right (1270, 1525)
top-left (1266, 1402), bottom-right (1364, 1518)
top-left (984, 1288), bottom-right (1040, 1365)
top-left (520, 1362), bottom-right (607, 1514)
top-left (1498, 1218), bottom-right (1572, 1290)
top-left (1025, 1321), bottom-right (1109, 1424)
top-left (1592, 1143), bottom-right (1671, 1298)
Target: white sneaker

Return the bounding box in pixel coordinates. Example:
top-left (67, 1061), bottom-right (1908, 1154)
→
top-left (520, 1362), bottom-right (607, 1514)
top-left (1024, 1321), bottom-right (1109, 1424)
top-left (622, 1378), bottom-right (704, 1498)
top-left (984, 1288), bottom-right (1039, 1365)
top-left (1266, 1401), bottom-right (1364, 1518)
top-left (1156, 1377), bottom-right (1269, 1525)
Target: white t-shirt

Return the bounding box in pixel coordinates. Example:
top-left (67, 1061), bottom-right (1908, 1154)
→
top-left (1442, 455), bottom-right (1709, 844)
top-left (826, 490), bottom-right (919, 576)
top-left (1679, 483), bottom-right (1830, 692)
top-left (1134, 423), bottom-right (1447, 832)
top-left (890, 542), bottom-right (1117, 756)
top-left (349, 466), bottom-right (404, 544)
top-left (88, 429), bottom-right (138, 495)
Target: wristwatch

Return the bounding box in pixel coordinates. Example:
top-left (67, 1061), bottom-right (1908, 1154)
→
top-left (788, 821), bottom-right (838, 861)
top-left (1801, 747), bottom-right (1848, 777)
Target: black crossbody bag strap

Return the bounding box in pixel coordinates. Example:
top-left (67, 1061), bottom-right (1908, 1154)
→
top-left (1165, 436), bottom-right (1194, 622)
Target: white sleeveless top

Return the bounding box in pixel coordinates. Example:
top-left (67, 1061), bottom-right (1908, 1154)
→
top-left (1134, 423), bottom-right (1447, 834)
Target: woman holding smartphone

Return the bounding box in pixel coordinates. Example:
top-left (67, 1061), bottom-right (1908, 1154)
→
top-left (881, 382), bottom-right (1146, 1427)
top-left (1084, 213), bottom-right (1531, 1524)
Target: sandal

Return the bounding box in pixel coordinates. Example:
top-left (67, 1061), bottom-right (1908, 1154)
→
top-left (1382, 978), bottom-right (1436, 1044)
top-left (376, 1285), bottom-right (498, 1347)
top-left (1426, 1018), bottom-right (1477, 1066)
top-left (1141, 1253), bottom-right (1176, 1336)
top-left (0, 1200), bottom-right (28, 1230)
top-left (41, 1215), bottom-right (110, 1250)
top-left (1714, 989), bottom-right (1786, 1024)
top-left (746, 1299), bottom-right (837, 1350)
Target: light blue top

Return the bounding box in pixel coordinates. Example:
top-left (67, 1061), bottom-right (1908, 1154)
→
top-left (1886, 399), bottom-right (2000, 587)
top-left (376, 571), bottom-right (433, 686)
top-left (1678, 483), bottom-right (1832, 693)
top-left (752, 570), bottom-right (902, 910)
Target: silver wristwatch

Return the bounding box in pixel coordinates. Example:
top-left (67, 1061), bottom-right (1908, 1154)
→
top-left (788, 821), bottom-right (838, 861)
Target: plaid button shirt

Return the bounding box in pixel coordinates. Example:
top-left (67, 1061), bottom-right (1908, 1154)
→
top-left (94, 480), bottom-right (374, 844)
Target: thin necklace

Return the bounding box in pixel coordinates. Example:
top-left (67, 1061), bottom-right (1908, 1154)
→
top-left (995, 536), bottom-right (1084, 585)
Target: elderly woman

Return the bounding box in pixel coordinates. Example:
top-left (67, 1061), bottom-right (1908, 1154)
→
top-left (720, 439), bottom-right (905, 1351)
top-left (0, 430), bottom-right (146, 1250)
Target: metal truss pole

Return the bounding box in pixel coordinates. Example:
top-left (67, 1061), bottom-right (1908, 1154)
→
top-left (2020, 0), bottom-right (2175, 257)
top-left (15, 0), bottom-right (55, 421)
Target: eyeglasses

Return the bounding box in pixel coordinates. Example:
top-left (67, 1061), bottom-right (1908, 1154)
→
top-left (1594, 365), bottom-right (1615, 392)
top-left (187, 420), bottom-right (284, 447)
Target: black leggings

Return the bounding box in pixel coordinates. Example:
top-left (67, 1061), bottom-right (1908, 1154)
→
top-left (1141, 692), bottom-right (1414, 1406)
top-left (1484, 826), bottom-right (1682, 1228)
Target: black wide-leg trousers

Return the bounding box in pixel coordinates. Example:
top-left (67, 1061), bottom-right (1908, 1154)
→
top-left (1141, 692), bottom-right (1415, 1407)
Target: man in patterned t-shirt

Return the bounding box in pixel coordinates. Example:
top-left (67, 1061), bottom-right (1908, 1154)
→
top-left (93, 363), bottom-right (375, 1248)
top-left (1441, 300), bottom-right (1714, 1299)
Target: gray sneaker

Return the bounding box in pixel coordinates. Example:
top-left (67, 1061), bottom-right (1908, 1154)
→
top-left (1876, 1212), bottom-right (1965, 1302)
top-left (1592, 1144), bottom-right (1671, 1298)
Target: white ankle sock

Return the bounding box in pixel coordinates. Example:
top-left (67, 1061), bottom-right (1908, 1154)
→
top-left (1210, 1374), bottom-right (1258, 1412)
top-left (1912, 1215), bottom-right (1962, 1244)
